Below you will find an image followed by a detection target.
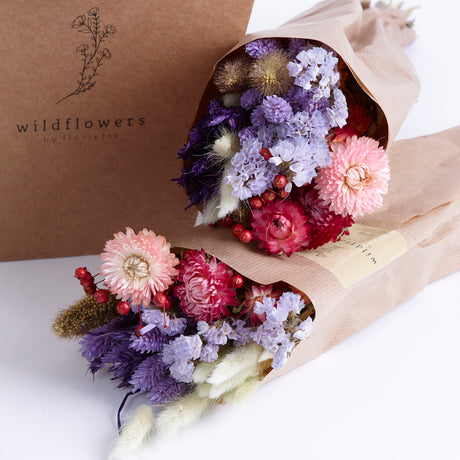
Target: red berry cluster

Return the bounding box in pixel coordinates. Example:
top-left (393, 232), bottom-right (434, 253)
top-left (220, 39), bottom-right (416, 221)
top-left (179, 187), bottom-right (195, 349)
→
top-left (217, 148), bottom-right (292, 245)
top-left (74, 267), bottom-right (110, 304)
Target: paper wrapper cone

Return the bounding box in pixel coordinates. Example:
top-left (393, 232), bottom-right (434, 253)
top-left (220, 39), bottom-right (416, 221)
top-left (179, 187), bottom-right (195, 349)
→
top-left (190, 0), bottom-right (420, 149)
top-left (171, 125), bottom-right (460, 383)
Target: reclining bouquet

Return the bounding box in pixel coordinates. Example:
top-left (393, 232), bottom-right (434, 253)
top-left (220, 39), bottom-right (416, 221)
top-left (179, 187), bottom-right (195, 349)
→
top-left (52, 228), bottom-right (316, 451)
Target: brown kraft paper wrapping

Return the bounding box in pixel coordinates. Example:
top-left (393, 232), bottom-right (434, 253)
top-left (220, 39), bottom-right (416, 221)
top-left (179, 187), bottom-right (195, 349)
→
top-left (0, 0), bottom-right (254, 261)
top-left (172, 125), bottom-right (460, 383)
top-left (188, 0), bottom-right (420, 152)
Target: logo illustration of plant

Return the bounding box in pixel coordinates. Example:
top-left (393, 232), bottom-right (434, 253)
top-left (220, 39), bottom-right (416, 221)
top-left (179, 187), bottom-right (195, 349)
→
top-left (57, 7), bottom-right (117, 104)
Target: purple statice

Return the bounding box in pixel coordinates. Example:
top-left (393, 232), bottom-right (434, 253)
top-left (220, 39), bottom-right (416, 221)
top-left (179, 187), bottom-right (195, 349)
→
top-left (227, 319), bottom-right (252, 346)
top-left (197, 321), bottom-right (234, 362)
top-left (225, 137), bottom-right (278, 200)
top-left (241, 88), bottom-right (263, 110)
top-left (285, 86), bottom-right (312, 113)
top-left (245, 38), bottom-right (281, 58)
top-left (326, 88), bottom-right (348, 128)
top-left (287, 47), bottom-right (339, 101)
top-left (148, 375), bottom-right (190, 405)
top-left (162, 334), bottom-right (202, 383)
top-left (250, 292), bottom-right (311, 370)
top-left (142, 309), bottom-right (187, 337)
top-left (268, 138), bottom-right (330, 190)
top-left (250, 105), bottom-right (266, 127)
top-left (262, 96), bottom-right (293, 124)
top-left (255, 124), bottom-right (277, 148)
top-left (288, 38), bottom-right (308, 58)
top-left (129, 354), bottom-right (167, 392)
top-left (285, 110), bottom-right (330, 140)
top-left (293, 317), bottom-right (314, 341)
top-left (238, 126), bottom-right (258, 145)
top-left (129, 327), bottom-right (170, 354)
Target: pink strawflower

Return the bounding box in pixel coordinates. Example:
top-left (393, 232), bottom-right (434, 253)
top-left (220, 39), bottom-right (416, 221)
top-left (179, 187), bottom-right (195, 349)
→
top-left (297, 185), bottom-right (354, 249)
top-left (250, 199), bottom-right (311, 256)
top-left (315, 136), bottom-right (389, 217)
top-left (99, 228), bottom-right (179, 307)
top-left (240, 284), bottom-right (281, 326)
top-left (174, 249), bottom-right (238, 323)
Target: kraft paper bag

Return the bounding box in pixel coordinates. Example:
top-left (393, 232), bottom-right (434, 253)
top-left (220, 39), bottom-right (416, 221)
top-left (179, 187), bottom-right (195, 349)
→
top-left (0, 0), bottom-right (254, 261)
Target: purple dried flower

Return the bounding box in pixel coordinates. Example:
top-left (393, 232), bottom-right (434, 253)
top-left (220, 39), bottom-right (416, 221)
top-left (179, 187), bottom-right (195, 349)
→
top-left (129, 327), bottom-right (170, 353)
top-left (245, 38), bottom-right (281, 58)
top-left (262, 96), bottom-right (293, 124)
top-left (129, 355), bottom-right (167, 392)
top-left (142, 309), bottom-right (187, 337)
top-left (240, 88), bottom-right (263, 110)
top-left (162, 335), bottom-right (202, 383)
top-left (250, 106), bottom-right (266, 127)
top-left (288, 38), bottom-right (308, 58)
top-left (148, 376), bottom-right (191, 405)
top-left (101, 343), bottom-right (144, 388)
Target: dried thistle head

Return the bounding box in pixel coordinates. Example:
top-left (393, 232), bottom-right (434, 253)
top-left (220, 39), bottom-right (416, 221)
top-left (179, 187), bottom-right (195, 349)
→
top-left (52, 294), bottom-right (119, 339)
top-left (213, 56), bottom-right (250, 93)
top-left (249, 49), bottom-right (292, 96)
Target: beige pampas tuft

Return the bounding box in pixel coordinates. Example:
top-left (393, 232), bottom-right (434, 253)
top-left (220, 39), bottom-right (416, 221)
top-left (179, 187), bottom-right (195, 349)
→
top-left (221, 376), bottom-right (262, 404)
top-left (222, 92), bottom-right (241, 107)
top-left (211, 129), bottom-right (240, 162)
top-left (108, 405), bottom-right (154, 459)
top-left (155, 392), bottom-right (213, 436)
top-left (216, 168), bottom-right (240, 219)
top-left (206, 342), bottom-right (264, 385)
top-left (201, 195), bottom-right (220, 225)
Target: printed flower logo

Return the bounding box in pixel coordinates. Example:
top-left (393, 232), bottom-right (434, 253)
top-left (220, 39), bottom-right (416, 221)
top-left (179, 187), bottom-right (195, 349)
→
top-left (57, 7), bottom-right (117, 104)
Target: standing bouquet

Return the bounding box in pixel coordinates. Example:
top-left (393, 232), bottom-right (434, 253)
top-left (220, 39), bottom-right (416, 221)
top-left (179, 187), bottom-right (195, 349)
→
top-left (176, 0), bottom-right (419, 256)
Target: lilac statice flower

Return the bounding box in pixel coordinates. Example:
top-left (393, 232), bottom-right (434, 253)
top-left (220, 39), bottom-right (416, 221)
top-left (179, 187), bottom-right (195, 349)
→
top-left (162, 334), bottom-right (202, 383)
top-left (262, 95), bottom-right (293, 124)
top-left (268, 138), bottom-right (330, 189)
top-left (287, 47), bottom-right (340, 101)
top-left (250, 292), bottom-right (311, 370)
top-left (129, 327), bottom-right (170, 354)
top-left (129, 354), bottom-right (167, 392)
top-left (250, 105), bottom-right (266, 127)
top-left (142, 309), bottom-right (187, 337)
top-left (238, 126), bottom-right (258, 145)
top-left (148, 375), bottom-right (190, 405)
top-left (285, 86), bottom-right (312, 113)
top-left (227, 319), bottom-right (252, 346)
top-left (241, 88), bottom-right (263, 110)
top-left (245, 38), bottom-right (281, 58)
top-left (326, 88), bottom-right (348, 128)
top-left (197, 321), bottom-right (234, 362)
top-left (225, 137), bottom-right (278, 199)
top-left (285, 110), bottom-right (330, 140)
top-left (293, 316), bottom-right (314, 341)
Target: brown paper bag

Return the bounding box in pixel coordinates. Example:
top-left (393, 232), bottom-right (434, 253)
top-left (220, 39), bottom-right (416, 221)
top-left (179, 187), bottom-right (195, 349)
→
top-left (188, 0), bottom-right (420, 154)
top-left (171, 125), bottom-right (460, 382)
top-left (0, 0), bottom-right (254, 261)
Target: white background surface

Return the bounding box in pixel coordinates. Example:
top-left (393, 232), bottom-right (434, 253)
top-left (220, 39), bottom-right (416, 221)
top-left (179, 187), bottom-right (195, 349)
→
top-left (1, 1), bottom-right (459, 459)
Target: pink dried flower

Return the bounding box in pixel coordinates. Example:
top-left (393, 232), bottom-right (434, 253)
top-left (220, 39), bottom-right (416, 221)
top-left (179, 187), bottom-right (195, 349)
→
top-left (315, 136), bottom-right (389, 217)
top-left (99, 228), bottom-right (179, 307)
top-left (174, 249), bottom-right (238, 323)
top-left (250, 199), bottom-right (311, 256)
top-left (240, 284), bottom-right (281, 326)
top-left (297, 185), bottom-right (354, 249)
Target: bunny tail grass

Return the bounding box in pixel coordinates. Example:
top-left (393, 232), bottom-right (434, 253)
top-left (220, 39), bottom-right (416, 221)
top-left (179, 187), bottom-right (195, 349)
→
top-left (221, 377), bottom-right (262, 405)
top-left (108, 405), bottom-right (154, 459)
top-left (207, 342), bottom-right (263, 385)
top-left (155, 392), bottom-right (212, 436)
